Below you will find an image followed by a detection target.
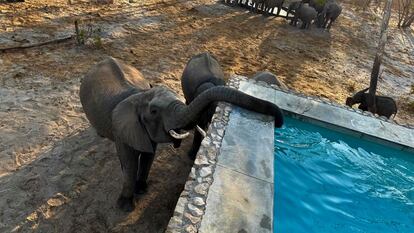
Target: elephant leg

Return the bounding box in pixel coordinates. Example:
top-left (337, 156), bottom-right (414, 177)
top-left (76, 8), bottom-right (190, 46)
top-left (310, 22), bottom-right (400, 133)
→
top-left (135, 152), bottom-right (155, 194)
top-left (323, 17), bottom-right (329, 28)
top-left (300, 22), bottom-right (306, 29)
top-left (116, 141), bottom-right (138, 212)
top-left (188, 129), bottom-right (203, 160)
top-left (327, 19), bottom-right (334, 30)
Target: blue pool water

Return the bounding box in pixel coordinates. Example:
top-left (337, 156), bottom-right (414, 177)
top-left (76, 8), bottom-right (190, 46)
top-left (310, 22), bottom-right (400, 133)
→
top-left (274, 117), bottom-right (414, 233)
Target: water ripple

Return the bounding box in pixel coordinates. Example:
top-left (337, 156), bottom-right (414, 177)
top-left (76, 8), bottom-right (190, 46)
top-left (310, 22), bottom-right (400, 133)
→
top-left (274, 117), bottom-right (414, 233)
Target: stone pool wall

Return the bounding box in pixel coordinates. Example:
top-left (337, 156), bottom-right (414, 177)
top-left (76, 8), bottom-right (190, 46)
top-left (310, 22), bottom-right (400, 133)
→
top-left (165, 78), bottom-right (238, 233)
top-left (166, 76), bottom-right (276, 233)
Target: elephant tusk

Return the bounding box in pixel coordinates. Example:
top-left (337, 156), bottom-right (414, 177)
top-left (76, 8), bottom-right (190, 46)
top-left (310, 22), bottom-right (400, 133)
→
top-left (169, 129), bottom-right (190, 139)
top-left (196, 125), bottom-right (207, 138)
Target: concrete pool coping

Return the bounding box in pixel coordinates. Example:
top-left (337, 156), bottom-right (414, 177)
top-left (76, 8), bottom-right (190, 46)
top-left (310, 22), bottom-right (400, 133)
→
top-left (166, 75), bottom-right (414, 233)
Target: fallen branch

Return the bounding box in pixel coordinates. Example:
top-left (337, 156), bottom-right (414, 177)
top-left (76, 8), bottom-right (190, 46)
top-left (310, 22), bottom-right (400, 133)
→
top-left (0, 35), bottom-right (74, 52)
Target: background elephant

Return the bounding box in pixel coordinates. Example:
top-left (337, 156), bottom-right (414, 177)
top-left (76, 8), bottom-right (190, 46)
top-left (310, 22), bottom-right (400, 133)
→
top-left (318, 0), bottom-right (342, 30)
top-left (346, 88), bottom-right (397, 119)
top-left (80, 57), bottom-right (284, 211)
top-left (288, 1), bottom-right (317, 29)
top-left (181, 53), bottom-right (284, 159)
top-left (264, 0), bottom-right (285, 16)
top-left (303, 0), bottom-right (326, 14)
top-left (252, 71), bottom-right (287, 89)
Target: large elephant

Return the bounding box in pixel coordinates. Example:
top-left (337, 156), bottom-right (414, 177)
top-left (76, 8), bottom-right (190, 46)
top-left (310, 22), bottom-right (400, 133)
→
top-left (181, 53), bottom-right (284, 159)
top-left (288, 1), bottom-right (317, 29)
top-left (263, 0), bottom-right (285, 16)
top-left (317, 0), bottom-right (342, 30)
top-left (80, 57), bottom-right (284, 211)
top-left (345, 88), bottom-right (397, 119)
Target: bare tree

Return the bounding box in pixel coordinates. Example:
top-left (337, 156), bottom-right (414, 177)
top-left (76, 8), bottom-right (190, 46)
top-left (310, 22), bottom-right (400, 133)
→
top-left (397, 0), bottom-right (414, 28)
top-left (367, 0), bottom-right (393, 113)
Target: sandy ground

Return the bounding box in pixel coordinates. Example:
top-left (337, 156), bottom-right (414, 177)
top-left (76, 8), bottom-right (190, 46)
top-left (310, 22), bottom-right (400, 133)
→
top-left (0, 0), bottom-right (413, 232)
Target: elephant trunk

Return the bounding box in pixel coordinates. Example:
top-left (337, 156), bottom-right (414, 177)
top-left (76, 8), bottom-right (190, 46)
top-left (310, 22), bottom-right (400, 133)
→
top-left (169, 86), bottom-right (284, 130)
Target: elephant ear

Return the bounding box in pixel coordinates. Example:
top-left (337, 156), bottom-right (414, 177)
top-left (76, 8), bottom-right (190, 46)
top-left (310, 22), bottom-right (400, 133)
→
top-left (112, 96), bottom-right (154, 154)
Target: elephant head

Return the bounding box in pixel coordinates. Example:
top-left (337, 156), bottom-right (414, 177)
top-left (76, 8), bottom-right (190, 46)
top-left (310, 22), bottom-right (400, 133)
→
top-left (346, 88), bottom-right (369, 107)
top-left (111, 86), bottom-right (189, 154)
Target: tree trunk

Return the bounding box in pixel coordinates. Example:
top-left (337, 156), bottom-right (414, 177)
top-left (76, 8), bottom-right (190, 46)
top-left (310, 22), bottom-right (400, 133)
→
top-left (367, 0), bottom-right (393, 113)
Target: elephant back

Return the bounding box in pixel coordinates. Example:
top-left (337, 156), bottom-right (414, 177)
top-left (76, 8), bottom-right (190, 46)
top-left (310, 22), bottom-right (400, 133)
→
top-left (181, 53), bottom-right (225, 102)
top-left (80, 57), bottom-right (149, 139)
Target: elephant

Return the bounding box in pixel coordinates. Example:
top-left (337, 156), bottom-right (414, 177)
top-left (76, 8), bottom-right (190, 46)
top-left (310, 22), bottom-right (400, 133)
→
top-left (181, 53), bottom-right (284, 159)
top-left (345, 88), bottom-right (397, 119)
top-left (251, 71), bottom-right (287, 89)
top-left (288, 1), bottom-right (317, 29)
top-left (317, 0), bottom-right (342, 30)
top-left (80, 57), bottom-right (284, 211)
top-left (263, 0), bottom-right (285, 16)
top-left (303, 0), bottom-right (326, 14)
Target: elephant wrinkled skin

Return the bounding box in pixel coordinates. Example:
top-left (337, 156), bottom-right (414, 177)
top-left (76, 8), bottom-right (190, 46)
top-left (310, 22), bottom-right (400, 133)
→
top-left (80, 57), bottom-right (284, 211)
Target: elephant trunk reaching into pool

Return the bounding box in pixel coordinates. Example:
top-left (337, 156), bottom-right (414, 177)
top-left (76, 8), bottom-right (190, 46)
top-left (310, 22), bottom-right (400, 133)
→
top-left (181, 53), bottom-right (284, 159)
top-left (171, 86), bottom-right (284, 129)
top-left (80, 57), bottom-right (284, 212)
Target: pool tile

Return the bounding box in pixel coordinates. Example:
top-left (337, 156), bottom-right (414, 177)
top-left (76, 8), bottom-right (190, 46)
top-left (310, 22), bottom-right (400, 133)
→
top-left (199, 165), bottom-right (273, 233)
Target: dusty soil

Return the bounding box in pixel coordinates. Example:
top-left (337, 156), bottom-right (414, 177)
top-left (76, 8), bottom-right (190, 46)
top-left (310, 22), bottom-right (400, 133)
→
top-left (0, 0), bottom-right (413, 232)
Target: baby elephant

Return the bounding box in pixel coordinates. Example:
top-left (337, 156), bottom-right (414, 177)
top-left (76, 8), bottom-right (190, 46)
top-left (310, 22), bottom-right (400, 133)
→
top-left (251, 71), bottom-right (287, 89)
top-left (288, 1), bottom-right (317, 29)
top-left (346, 88), bottom-right (397, 119)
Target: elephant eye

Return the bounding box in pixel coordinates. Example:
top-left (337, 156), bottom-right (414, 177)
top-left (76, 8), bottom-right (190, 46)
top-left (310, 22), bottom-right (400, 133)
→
top-left (150, 108), bottom-right (158, 115)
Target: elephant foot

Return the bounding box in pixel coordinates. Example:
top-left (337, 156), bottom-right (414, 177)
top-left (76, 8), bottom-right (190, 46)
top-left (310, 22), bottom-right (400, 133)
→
top-left (117, 195), bottom-right (134, 212)
top-left (134, 181), bottom-right (148, 194)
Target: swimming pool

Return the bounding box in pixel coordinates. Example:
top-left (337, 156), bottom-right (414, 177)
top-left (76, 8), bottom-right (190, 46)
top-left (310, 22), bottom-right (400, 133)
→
top-left (274, 117), bottom-right (414, 233)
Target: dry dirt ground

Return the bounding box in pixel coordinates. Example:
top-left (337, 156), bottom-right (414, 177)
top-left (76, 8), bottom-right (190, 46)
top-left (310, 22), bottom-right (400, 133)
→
top-left (0, 0), bottom-right (413, 232)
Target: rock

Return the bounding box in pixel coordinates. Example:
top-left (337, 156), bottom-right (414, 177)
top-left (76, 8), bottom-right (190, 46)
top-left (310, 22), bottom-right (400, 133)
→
top-left (184, 213), bottom-right (201, 224)
top-left (189, 167), bottom-right (196, 179)
top-left (185, 224), bottom-right (197, 233)
top-left (199, 166), bottom-right (212, 177)
top-left (187, 203), bottom-right (203, 217)
top-left (194, 183), bottom-right (209, 195)
top-left (174, 197), bottom-right (187, 215)
top-left (184, 181), bottom-right (194, 191)
top-left (217, 128), bottom-right (224, 137)
top-left (168, 216), bottom-right (183, 229)
top-left (206, 147), bottom-right (217, 161)
top-left (200, 137), bottom-right (211, 147)
top-left (194, 156), bottom-right (209, 166)
top-left (192, 197), bottom-right (205, 206)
